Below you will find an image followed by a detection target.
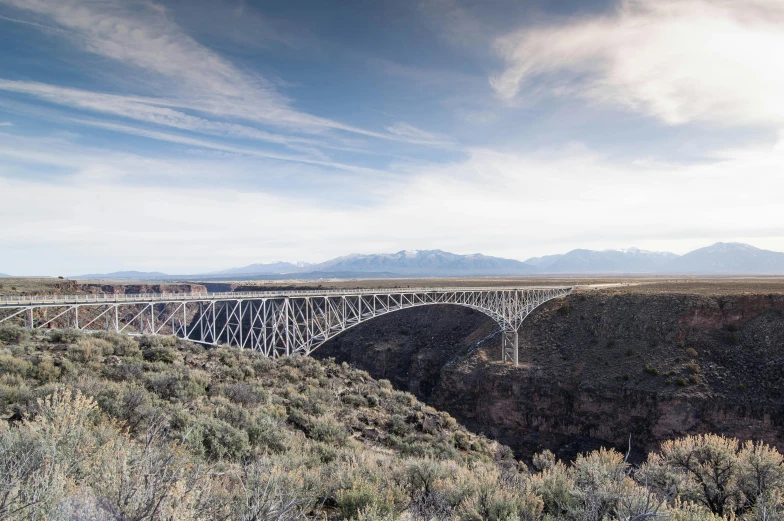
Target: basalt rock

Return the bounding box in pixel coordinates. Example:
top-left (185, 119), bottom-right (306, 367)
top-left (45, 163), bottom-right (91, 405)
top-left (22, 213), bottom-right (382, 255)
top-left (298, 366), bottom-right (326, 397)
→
top-left (315, 288), bottom-right (784, 463)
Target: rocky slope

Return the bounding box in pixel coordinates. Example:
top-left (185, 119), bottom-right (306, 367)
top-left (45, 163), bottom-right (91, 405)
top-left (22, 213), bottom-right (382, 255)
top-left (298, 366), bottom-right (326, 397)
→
top-left (315, 284), bottom-right (784, 462)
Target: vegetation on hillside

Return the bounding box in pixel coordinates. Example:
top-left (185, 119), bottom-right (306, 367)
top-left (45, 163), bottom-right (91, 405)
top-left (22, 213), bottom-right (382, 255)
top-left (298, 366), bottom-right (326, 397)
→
top-left (1, 325), bottom-right (783, 520)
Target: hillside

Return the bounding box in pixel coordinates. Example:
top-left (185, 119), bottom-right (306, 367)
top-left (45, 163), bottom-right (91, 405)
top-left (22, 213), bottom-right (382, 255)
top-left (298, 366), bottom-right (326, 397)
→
top-left (3, 325), bottom-right (784, 519)
top-left (524, 248), bottom-right (678, 273)
top-left (670, 242), bottom-right (784, 274)
top-left (0, 328), bottom-right (515, 520)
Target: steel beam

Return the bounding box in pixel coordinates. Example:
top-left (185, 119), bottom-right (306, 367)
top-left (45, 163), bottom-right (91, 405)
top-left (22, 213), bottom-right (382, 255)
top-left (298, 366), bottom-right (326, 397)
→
top-left (0, 286), bottom-right (573, 361)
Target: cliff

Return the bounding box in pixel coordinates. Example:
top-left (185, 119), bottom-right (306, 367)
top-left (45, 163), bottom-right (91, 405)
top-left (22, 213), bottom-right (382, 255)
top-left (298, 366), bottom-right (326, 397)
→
top-left (315, 284), bottom-right (784, 462)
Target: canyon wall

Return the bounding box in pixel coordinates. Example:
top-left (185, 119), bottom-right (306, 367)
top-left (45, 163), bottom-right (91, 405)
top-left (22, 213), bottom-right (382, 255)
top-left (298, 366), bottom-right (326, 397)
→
top-left (315, 286), bottom-right (784, 462)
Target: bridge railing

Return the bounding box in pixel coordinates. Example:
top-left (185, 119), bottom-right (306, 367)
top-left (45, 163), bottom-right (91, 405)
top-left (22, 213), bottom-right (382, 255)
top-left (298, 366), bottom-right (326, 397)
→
top-left (1, 285), bottom-right (573, 307)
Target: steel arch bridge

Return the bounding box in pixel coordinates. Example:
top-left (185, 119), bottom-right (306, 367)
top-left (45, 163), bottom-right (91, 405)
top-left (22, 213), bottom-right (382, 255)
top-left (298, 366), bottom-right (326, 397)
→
top-left (0, 286), bottom-right (573, 365)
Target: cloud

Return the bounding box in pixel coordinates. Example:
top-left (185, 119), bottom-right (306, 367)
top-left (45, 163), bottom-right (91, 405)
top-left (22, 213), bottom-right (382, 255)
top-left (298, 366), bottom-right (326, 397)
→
top-left (0, 79), bottom-right (339, 150)
top-left (0, 121), bottom-right (11, 126)
top-left (490, 0), bottom-right (784, 128)
top-left (418, 0), bottom-right (492, 52)
top-left (0, 0), bottom-right (412, 141)
top-left (64, 120), bottom-right (394, 177)
top-left (2, 128), bottom-right (783, 274)
top-left (385, 122), bottom-right (453, 146)
top-left (0, 130), bottom-right (394, 191)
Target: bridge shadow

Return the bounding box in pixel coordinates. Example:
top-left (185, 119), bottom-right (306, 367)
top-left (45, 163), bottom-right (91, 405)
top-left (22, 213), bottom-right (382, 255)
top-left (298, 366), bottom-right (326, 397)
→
top-left (312, 304), bottom-right (497, 403)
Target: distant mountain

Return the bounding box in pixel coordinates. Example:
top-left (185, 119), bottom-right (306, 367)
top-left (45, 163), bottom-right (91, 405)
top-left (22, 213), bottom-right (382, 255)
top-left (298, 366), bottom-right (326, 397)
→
top-left (212, 261), bottom-right (310, 276)
top-left (69, 243), bottom-right (784, 280)
top-left (668, 242), bottom-right (784, 274)
top-left (75, 270), bottom-right (171, 280)
top-left (0, 273), bottom-right (9, 278)
top-left (525, 248), bottom-right (678, 274)
top-left (310, 250), bottom-right (536, 276)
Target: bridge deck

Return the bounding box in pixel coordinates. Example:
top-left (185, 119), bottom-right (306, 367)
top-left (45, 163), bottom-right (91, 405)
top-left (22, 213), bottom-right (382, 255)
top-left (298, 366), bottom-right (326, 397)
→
top-left (1, 286), bottom-right (574, 307)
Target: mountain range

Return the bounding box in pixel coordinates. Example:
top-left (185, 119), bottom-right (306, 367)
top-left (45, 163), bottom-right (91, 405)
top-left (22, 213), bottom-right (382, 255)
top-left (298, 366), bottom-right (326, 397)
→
top-left (10, 242), bottom-right (784, 280)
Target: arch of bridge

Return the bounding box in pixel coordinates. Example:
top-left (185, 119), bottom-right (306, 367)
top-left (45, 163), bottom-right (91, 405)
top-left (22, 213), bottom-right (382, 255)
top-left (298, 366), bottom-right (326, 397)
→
top-left (307, 300), bottom-right (508, 353)
top-left (304, 298), bottom-right (555, 353)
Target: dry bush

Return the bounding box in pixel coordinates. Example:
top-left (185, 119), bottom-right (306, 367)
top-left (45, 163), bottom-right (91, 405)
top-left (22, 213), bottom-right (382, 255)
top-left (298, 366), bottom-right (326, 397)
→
top-left (4, 333), bottom-right (784, 521)
top-left (639, 433), bottom-right (784, 518)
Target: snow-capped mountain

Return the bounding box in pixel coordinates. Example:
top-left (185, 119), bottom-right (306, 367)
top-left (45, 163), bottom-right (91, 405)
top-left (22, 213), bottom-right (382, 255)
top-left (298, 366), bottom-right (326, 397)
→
top-left (307, 250), bottom-right (535, 276)
top-left (68, 243), bottom-right (784, 280)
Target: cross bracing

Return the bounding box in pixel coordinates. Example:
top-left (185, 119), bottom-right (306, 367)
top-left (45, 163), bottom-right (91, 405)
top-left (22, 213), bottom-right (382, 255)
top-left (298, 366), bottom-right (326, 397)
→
top-left (0, 286), bottom-right (573, 364)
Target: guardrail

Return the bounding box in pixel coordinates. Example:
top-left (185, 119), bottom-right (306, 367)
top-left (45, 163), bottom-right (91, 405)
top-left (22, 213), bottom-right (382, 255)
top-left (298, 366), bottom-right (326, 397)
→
top-left (1, 285), bottom-right (574, 307)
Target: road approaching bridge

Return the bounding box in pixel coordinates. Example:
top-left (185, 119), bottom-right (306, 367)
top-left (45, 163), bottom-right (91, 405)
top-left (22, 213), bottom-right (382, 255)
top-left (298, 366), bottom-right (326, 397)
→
top-left (0, 286), bottom-right (573, 365)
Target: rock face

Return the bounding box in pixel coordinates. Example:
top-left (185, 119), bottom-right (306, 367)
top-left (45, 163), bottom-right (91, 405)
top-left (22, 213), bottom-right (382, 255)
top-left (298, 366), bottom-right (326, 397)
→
top-left (315, 288), bottom-right (784, 462)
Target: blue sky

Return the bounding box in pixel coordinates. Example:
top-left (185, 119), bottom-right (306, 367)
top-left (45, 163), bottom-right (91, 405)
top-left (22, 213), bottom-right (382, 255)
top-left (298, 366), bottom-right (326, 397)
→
top-left (1, 0), bottom-right (783, 275)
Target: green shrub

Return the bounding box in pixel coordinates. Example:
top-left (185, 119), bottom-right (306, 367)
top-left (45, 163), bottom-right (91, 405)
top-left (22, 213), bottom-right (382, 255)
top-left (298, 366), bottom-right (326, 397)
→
top-left (49, 329), bottom-right (82, 343)
top-left (103, 361), bottom-right (144, 382)
top-left (82, 336), bottom-right (115, 355)
top-left (532, 450), bottom-right (556, 471)
top-left (395, 391), bottom-right (416, 407)
top-left (68, 337), bottom-right (114, 363)
top-left (337, 478), bottom-right (398, 520)
top-left (287, 408), bottom-right (310, 431)
top-left (144, 370), bottom-right (206, 401)
top-left (453, 431), bottom-right (471, 451)
top-left (644, 364), bottom-right (659, 376)
top-left (0, 326), bottom-right (30, 344)
top-left (311, 441), bottom-right (338, 463)
top-left (249, 414), bottom-right (288, 453)
top-left (0, 353), bottom-right (32, 377)
top-left (251, 355), bottom-right (274, 374)
top-left (138, 335), bottom-right (177, 349)
top-left (143, 347), bottom-right (176, 364)
top-left (218, 382), bottom-right (268, 406)
top-left (309, 416), bottom-right (348, 446)
top-left (30, 357), bottom-right (60, 384)
top-left (341, 393), bottom-right (368, 407)
top-left (92, 331), bottom-right (141, 357)
top-left (187, 416), bottom-right (250, 460)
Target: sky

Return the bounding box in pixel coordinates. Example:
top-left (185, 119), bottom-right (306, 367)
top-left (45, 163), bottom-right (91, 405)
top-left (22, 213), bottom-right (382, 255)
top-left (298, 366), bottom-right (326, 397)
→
top-left (1, 0), bottom-right (783, 275)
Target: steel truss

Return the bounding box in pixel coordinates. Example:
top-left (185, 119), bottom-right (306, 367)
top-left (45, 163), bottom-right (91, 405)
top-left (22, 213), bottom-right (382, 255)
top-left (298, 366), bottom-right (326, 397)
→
top-left (0, 286), bottom-right (572, 365)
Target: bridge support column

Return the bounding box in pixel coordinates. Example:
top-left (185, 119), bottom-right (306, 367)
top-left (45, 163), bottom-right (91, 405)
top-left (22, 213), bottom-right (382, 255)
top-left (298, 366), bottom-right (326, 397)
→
top-left (502, 329), bottom-right (518, 366)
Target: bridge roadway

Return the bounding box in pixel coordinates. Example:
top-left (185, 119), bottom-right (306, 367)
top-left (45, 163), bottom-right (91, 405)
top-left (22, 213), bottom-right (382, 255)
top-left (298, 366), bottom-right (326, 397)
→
top-left (0, 285), bottom-right (574, 365)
